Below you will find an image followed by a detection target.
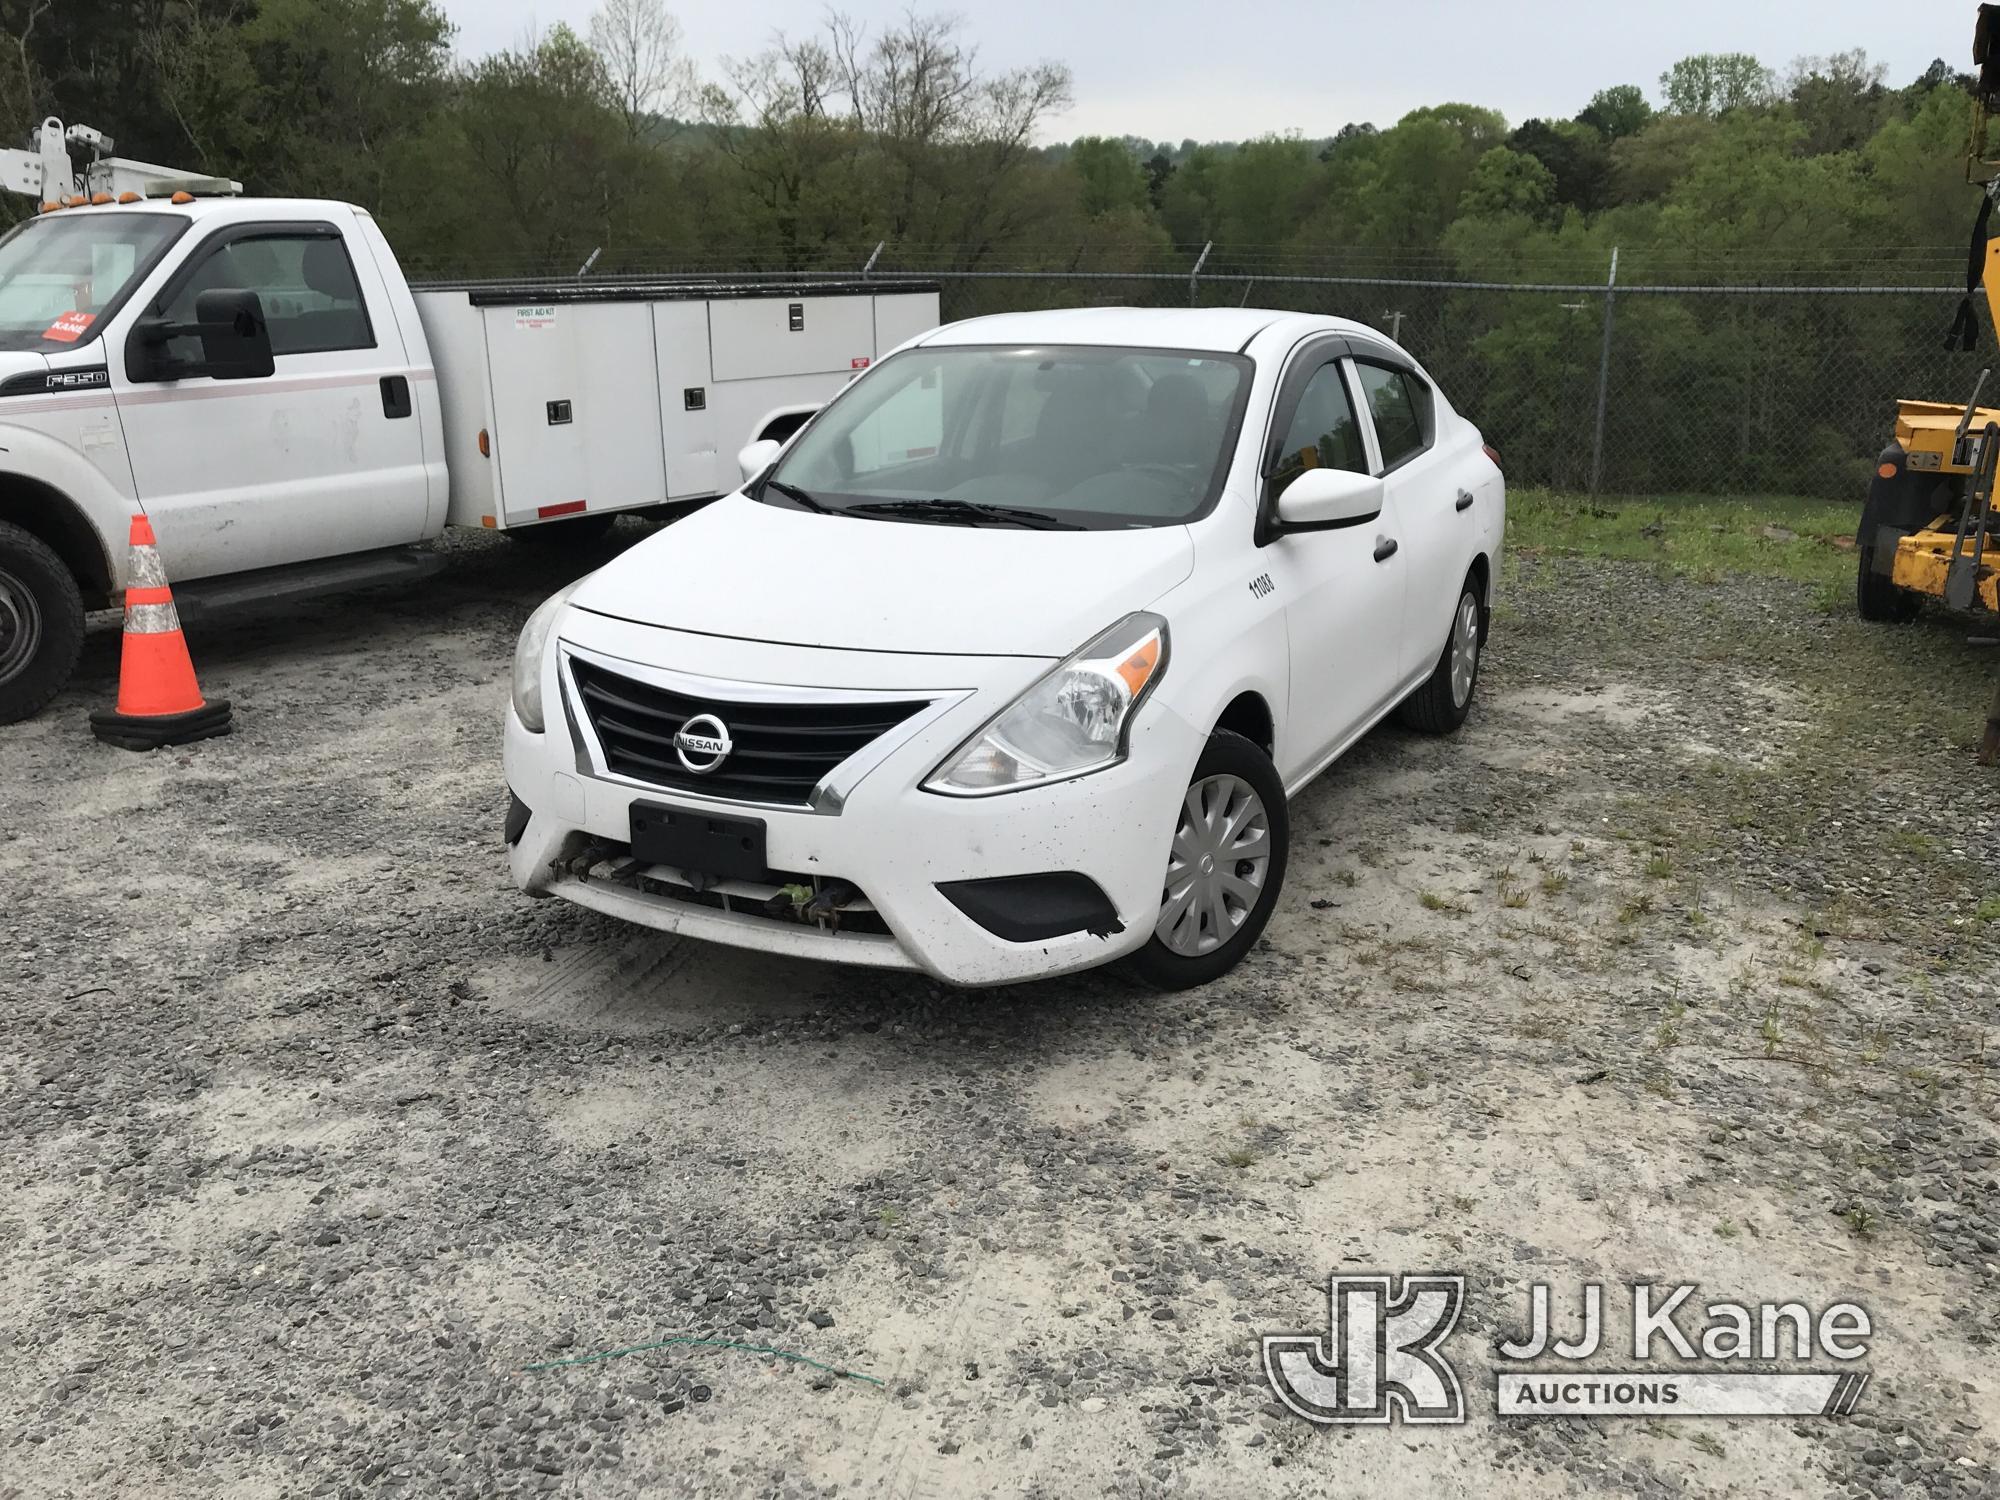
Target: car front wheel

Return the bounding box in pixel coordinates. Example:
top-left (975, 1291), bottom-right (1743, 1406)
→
top-left (1129, 729), bottom-right (1289, 991)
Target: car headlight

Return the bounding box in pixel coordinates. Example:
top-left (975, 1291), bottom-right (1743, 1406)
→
top-left (511, 580), bottom-right (586, 733)
top-left (925, 613), bottom-right (1169, 796)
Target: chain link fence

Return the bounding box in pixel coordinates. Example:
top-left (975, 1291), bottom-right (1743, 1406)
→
top-left (410, 242), bottom-right (1991, 497)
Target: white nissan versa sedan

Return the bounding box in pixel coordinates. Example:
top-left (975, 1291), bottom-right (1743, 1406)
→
top-left (503, 308), bottom-right (1504, 989)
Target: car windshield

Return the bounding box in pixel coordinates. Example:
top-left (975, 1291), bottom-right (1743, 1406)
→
top-left (0, 212), bottom-right (185, 353)
top-left (764, 344), bottom-right (1252, 530)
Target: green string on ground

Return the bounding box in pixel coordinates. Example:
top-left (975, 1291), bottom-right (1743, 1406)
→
top-left (518, 1334), bottom-right (884, 1387)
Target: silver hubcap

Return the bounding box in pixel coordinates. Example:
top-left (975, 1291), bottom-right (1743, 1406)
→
top-left (1449, 593), bottom-right (1479, 708)
top-left (1156, 774), bottom-right (1272, 957)
top-left (0, 567), bottom-right (40, 686)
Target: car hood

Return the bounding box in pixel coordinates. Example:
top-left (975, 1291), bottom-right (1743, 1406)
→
top-left (569, 494), bottom-right (1196, 658)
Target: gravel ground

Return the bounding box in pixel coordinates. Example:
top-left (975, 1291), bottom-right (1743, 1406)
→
top-left (3, 521), bottom-right (1997, 1498)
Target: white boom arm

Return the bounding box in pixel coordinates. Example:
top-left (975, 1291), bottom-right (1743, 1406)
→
top-left (0, 117), bottom-right (239, 204)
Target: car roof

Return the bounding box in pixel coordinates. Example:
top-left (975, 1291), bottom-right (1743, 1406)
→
top-left (916, 305), bottom-right (1392, 357)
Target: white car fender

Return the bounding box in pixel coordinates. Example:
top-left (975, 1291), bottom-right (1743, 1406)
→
top-left (1146, 505), bottom-right (1292, 776)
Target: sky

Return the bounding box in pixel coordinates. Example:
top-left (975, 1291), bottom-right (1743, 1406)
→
top-left (435, 0), bottom-right (1956, 143)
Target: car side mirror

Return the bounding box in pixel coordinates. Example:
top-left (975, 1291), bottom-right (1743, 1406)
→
top-left (131, 287), bottom-right (274, 382)
top-left (1272, 468), bottom-right (1384, 532)
top-left (737, 438), bottom-right (781, 485)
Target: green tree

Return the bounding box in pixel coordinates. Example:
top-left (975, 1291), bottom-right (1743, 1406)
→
top-left (1786, 49), bottom-right (1890, 155)
top-left (1507, 119), bottom-right (1611, 213)
top-left (1659, 52), bottom-right (1777, 117)
top-left (1067, 136), bottom-right (1147, 217)
top-left (1460, 146), bottom-right (1556, 221)
top-left (1577, 85), bottom-right (1653, 141)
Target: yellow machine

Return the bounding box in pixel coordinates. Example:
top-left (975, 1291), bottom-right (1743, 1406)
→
top-left (1859, 5), bottom-right (2000, 760)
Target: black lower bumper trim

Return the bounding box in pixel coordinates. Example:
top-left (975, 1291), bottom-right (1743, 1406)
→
top-left (937, 872), bottom-right (1123, 944)
top-left (505, 789), bottom-right (531, 846)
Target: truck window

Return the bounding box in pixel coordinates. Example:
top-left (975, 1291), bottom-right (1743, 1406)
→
top-left (163, 232), bottom-right (375, 361)
top-left (0, 212), bottom-right (184, 352)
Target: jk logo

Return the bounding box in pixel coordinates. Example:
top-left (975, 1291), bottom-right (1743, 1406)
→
top-left (1262, 1274), bottom-right (1466, 1425)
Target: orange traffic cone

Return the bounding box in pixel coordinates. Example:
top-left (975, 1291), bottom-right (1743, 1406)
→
top-left (89, 515), bottom-right (231, 751)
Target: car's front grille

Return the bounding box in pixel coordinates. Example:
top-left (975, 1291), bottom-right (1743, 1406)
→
top-left (568, 657), bottom-right (930, 806)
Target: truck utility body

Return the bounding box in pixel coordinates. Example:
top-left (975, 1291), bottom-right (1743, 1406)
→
top-left (0, 157), bottom-right (939, 722)
top-left (417, 279), bottom-right (937, 532)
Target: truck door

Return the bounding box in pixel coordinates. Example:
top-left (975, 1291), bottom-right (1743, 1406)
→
top-left (112, 219), bottom-right (430, 581)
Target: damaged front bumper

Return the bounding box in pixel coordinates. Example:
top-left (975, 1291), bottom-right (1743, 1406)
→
top-left (501, 615), bottom-right (1197, 987)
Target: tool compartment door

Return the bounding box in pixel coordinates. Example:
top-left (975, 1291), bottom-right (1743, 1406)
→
top-left (482, 301), bottom-right (665, 524)
top-left (708, 295), bottom-right (876, 383)
top-left (655, 301), bottom-right (722, 500)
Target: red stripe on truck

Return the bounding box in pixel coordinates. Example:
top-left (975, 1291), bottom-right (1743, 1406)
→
top-left (537, 501), bottom-right (587, 519)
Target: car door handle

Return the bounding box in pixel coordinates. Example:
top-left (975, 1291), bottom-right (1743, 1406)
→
top-left (1373, 536), bottom-right (1399, 563)
top-left (380, 375), bottom-right (412, 419)
top-left (1455, 489), bottom-right (1475, 512)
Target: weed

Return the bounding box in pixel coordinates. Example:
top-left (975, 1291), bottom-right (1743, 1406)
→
top-left (1760, 1011), bottom-right (1783, 1058)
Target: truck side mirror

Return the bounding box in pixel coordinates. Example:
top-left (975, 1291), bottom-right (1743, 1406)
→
top-left (130, 287), bottom-right (274, 383)
top-left (190, 288), bottom-right (274, 380)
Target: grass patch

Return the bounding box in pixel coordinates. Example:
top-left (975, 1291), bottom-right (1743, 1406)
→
top-left (1507, 489), bottom-right (1858, 589)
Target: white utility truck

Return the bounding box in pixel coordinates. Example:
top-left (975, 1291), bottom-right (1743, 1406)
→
top-left (0, 118), bottom-right (940, 722)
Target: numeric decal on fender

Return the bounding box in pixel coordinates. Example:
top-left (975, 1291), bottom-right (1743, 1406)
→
top-left (1249, 573), bottom-right (1276, 600)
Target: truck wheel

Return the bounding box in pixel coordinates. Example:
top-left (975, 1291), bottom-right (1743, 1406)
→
top-left (1129, 730), bottom-right (1289, 991)
top-left (0, 519), bottom-right (85, 726)
top-left (506, 514), bottom-right (617, 548)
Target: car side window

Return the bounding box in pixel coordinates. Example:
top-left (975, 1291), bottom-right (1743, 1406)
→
top-left (161, 233), bottom-right (374, 364)
top-left (1355, 362), bottom-right (1432, 471)
top-left (1268, 361), bottom-right (1367, 499)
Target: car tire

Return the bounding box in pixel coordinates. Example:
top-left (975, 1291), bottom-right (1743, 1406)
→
top-left (0, 519), bottom-right (85, 727)
top-left (1398, 578), bottom-right (1484, 735)
top-left (1129, 729), bottom-right (1289, 991)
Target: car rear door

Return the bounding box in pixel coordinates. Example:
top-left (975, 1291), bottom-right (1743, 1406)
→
top-left (1351, 358), bottom-right (1466, 684)
top-left (1257, 348), bottom-right (1407, 775)
top-left (112, 215), bottom-right (430, 581)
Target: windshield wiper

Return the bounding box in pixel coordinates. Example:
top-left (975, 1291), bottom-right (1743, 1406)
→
top-left (762, 478), bottom-right (837, 515)
top-left (845, 498), bottom-right (1081, 531)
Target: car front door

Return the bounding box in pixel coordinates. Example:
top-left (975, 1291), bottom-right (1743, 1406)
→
top-left (1353, 359), bottom-right (1462, 685)
top-left (1258, 350), bottom-right (1407, 779)
top-left (112, 219), bottom-right (429, 582)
